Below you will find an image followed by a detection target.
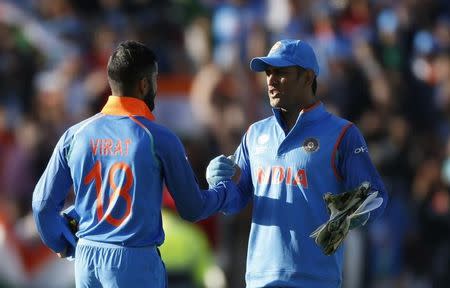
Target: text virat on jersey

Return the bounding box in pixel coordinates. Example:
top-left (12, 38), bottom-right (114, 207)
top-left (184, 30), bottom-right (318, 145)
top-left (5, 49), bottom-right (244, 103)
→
top-left (90, 138), bottom-right (132, 156)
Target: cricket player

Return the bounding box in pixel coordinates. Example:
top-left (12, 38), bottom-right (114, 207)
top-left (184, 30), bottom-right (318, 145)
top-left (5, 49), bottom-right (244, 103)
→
top-left (32, 40), bottom-right (240, 288)
top-left (206, 39), bottom-right (388, 287)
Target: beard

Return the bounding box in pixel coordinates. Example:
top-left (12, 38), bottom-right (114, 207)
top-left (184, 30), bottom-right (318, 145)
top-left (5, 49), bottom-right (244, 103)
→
top-left (143, 89), bottom-right (156, 111)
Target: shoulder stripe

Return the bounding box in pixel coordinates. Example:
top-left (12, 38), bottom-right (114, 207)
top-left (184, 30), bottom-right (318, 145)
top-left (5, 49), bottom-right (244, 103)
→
top-left (67, 113), bottom-right (104, 161)
top-left (128, 115), bottom-right (160, 167)
top-left (75, 114), bottom-right (105, 135)
top-left (331, 122), bottom-right (353, 181)
top-left (245, 124), bottom-right (253, 147)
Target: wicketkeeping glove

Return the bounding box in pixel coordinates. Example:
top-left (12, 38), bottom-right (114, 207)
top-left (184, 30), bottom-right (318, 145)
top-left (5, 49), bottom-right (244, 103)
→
top-left (310, 182), bottom-right (383, 255)
top-left (206, 155), bottom-right (236, 188)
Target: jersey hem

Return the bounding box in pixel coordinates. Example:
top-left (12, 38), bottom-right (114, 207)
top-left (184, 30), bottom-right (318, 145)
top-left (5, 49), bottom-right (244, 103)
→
top-left (246, 270), bottom-right (340, 288)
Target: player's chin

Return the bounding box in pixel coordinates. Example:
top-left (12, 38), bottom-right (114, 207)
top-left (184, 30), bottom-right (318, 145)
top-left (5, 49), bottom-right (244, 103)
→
top-left (269, 98), bottom-right (282, 108)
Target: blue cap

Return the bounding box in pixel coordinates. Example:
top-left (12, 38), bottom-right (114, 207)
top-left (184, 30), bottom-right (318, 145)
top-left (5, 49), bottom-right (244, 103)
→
top-left (250, 39), bottom-right (320, 75)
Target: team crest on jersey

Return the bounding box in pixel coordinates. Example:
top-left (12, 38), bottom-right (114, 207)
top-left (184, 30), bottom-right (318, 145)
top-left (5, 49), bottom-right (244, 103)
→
top-left (257, 134), bottom-right (269, 145)
top-left (303, 138), bottom-right (319, 152)
top-left (255, 134), bottom-right (269, 154)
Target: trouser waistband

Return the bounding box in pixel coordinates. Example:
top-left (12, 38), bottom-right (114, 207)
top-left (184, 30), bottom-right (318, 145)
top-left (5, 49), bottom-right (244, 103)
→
top-left (78, 238), bottom-right (156, 250)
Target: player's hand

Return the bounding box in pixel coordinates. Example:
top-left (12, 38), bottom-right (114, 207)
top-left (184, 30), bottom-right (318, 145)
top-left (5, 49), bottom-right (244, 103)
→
top-left (312, 215), bottom-right (351, 255)
top-left (206, 155), bottom-right (236, 187)
top-left (232, 164), bottom-right (242, 183)
top-left (56, 246), bottom-right (69, 258)
top-left (56, 243), bottom-right (76, 260)
top-left (59, 205), bottom-right (79, 260)
top-left (227, 155), bottom-right (241, 183)
top-left (349, 212), bottom-right (370, 230)
top-left (310, 182), bottom-right (376, 255)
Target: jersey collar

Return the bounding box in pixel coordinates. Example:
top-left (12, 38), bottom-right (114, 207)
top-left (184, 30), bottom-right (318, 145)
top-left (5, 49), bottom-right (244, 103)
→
top-left (101, 96), bottom-right (155, 121)
top-left (297, 101), bottom-right (325, 122)
top-left (273, 101), bottom-right (326, 125)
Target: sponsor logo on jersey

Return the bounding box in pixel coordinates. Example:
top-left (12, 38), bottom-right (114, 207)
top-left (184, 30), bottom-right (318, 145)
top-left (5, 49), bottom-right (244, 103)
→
top-left (256, 166), bottom-right (308, 188)
top-left (354, 146), bottom-right (368, 154)
top-left (303, 137), bottom-right (319, 152)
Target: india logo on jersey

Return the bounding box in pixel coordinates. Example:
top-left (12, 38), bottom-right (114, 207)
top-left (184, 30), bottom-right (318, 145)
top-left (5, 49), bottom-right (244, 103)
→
top-left (256, 166), bottom-right (308, 188)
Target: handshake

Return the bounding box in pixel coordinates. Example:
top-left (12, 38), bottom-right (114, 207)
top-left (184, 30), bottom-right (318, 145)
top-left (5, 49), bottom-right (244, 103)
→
top-left (206, 155), bottom-right (241, 187)
top-left (310, 182), bottom-right (383, 255)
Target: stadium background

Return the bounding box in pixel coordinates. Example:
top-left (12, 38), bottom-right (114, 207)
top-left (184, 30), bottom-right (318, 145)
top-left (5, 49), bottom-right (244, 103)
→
top-left (0, 0), bottom-right (449, 287)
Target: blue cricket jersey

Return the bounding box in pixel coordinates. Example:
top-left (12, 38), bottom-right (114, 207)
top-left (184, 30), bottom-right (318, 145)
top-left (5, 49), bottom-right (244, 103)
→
top-left (32, 96), bottom-right (238, 253)
top-left (223, 102), bottom-right (388, 288)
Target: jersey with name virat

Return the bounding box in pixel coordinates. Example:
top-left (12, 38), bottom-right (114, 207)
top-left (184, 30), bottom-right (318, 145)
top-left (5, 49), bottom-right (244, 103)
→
top-left (226, 102), bottom-right (388, 288)
top-left (32, 96), bottom-right (237, 253)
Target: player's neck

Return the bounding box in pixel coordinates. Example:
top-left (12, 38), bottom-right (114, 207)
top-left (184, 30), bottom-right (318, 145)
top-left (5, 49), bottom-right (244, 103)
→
top-left (281, 99), bottom-right (318, 131)
top-left (280, 110), bottom-right (298, 132)
top-left (299, 96), bottom-right (317, 111)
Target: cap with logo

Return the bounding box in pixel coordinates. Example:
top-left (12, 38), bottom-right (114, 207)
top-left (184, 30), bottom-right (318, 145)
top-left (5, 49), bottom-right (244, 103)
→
top-left (250, 39), bottom-right (320, 76)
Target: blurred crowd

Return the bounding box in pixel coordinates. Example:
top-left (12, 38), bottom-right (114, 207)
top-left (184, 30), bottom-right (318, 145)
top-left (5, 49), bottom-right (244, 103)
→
top-left (0, 0), bottom-right (449, 287)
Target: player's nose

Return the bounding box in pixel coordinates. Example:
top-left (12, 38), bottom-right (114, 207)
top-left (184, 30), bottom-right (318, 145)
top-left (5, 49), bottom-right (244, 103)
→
top-left (266, 72), bottom-right (279, 86)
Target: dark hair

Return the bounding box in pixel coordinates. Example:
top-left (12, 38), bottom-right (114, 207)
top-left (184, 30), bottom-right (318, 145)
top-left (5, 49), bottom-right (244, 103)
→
top-left (107, 40), bottom-right (157, 94)
top-left (312, 77), bottom-right (317, 95)
top-left (297, 67), bottom-right (317, 95)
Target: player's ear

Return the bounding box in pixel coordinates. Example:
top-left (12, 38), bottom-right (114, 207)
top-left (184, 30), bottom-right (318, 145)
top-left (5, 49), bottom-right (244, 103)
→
top-left (304, 70), bottom-right (315, 87)
top-left (138, 77), bottom-right (149, 95)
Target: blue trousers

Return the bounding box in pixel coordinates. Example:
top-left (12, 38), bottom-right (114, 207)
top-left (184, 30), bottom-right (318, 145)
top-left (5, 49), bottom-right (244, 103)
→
top-left (75, 238), bottom-right (166, 288)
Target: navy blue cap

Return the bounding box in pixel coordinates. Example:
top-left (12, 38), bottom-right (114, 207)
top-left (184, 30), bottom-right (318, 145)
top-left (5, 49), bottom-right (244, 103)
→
top-left (250, 39), bottom-right (320, 75)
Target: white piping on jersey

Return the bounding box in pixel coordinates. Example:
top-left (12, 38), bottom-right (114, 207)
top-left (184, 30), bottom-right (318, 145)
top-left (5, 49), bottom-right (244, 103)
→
top-left (300, 189), bottom-right (308, 202)
top-left (128, 115), bottom-right (161, 168)
top-left (67, 113), bottom-right (105, 161)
